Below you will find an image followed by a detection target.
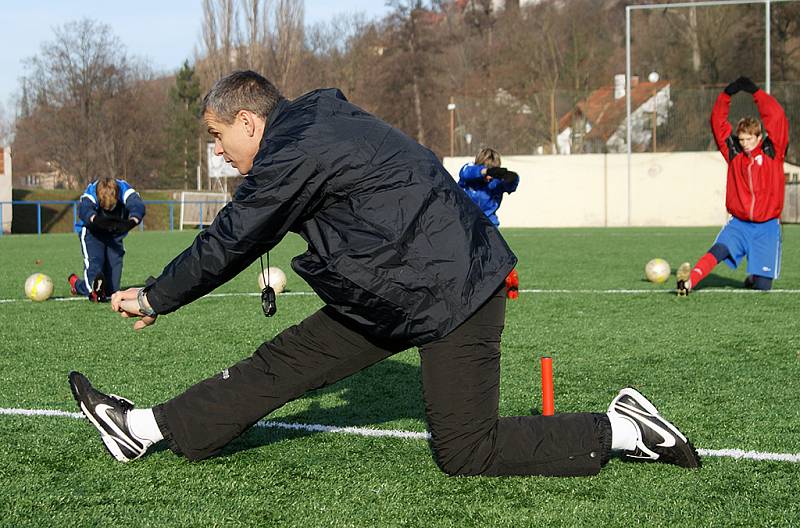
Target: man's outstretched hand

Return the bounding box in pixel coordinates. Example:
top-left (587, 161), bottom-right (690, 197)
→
top-left (111, 288), bottom-right (157, 330)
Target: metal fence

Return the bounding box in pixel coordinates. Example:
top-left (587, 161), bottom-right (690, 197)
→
top-left (0, 200), bottom-right (228, 237)
top-left (785, 180), bottom-right (800, 224)
top-left (449, 82), bottom-right (799, 163)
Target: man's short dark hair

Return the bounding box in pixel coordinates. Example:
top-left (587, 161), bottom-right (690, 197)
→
top-left (201, 70), bottom-right (283, 123)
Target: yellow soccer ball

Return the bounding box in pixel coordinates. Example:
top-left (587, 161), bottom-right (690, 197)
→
top-left (25, 273), bottom-right (54, 302)
top-left (645, 258), bottom-right (671, 284)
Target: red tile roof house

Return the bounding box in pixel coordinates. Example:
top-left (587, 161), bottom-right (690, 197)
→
top-left (557, 74), bottom-right (671, 154)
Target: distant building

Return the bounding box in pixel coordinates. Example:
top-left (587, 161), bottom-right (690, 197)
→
top-left (459, 0), bottom-right (541, 11)
top-left (557, 74), bottom-right (671, 154)
top-left (20, 170), bottom-right (73, 190)
top-left (15, 159), bottom-right (77, 190)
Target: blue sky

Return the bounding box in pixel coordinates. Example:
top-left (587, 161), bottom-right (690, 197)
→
top-left (0, 0), bottom-right (391, 113)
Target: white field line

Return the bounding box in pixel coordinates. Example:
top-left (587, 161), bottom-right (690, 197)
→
top-left (1, 407), bottom-right (798, 464)
top-left (0, 291), bottom-right (316, 304)
top-left (520, 288), bottom-right (800, 294)
top-left (4, 288), bottom-right (800, 305)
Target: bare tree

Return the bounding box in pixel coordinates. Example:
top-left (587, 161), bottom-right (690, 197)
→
top-left (240, 0), bottom-right (267, 71)
top-left (0, 102), bottom-right (13, 147)
top-left (383, 1), bottom-right (443, 146)
top-left (263, 0), bottom-right (305, 94)
top-left (201, 0), bottom-right (238, 82)
top-left (654, 3), bottom-right (757, 84)
top-left (198, 0), bottom-right (305, 95)
top-left (771, 2), bottom-right (800, 81)
top-left (304, 13), bottom-right (376, 97)
top-left (13, 19), bottom-right (165, 188)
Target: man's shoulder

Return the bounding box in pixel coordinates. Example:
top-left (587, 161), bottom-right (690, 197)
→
top-left (283, 88), bottom-right (347, 116)
top-left (274, 88), bottom-right (384, 144)
top-left (294, 87), bottom-right (347, 103)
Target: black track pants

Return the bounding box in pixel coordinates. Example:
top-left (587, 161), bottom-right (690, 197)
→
top-left (154, 290), bottom-right (609, 476)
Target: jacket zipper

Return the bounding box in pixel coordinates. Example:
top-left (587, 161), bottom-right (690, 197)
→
top-left (747, 156), bottom-right (755, 221)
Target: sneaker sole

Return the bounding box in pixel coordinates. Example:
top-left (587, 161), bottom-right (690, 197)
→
top-left (676, 262), bottom-right (691, 282)
top-left (620, 437), bottom-right (701, 469)
top-left (676, 263), bottom-right (691, 296)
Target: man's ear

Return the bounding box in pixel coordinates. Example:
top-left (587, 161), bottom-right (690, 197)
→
top-left (238, 110), bottom-right (257, 137)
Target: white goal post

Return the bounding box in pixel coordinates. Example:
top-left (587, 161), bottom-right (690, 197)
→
top-left (179, 191), bottom-right (231, 230)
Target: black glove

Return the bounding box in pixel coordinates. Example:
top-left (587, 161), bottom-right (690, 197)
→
top-left (725, 76), bottom-right (759, 95)
top-left (89, 215), bottom-right (119, 233)
top-left (90, 215), bottom-right (137, 234)
top-left (485, 167), bottom-right (508, 180)
top-left (724, 78), bottom-right (743, 96)
top-left (500, 170), bottom-right (519, 185)
top-left (121, 218), bottom-right (138, 233)
top-left (738, 76), bottom-right (759, 94)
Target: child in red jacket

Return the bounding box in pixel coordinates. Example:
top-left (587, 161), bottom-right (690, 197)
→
top-left (677, 76), bottom-right (789, 295)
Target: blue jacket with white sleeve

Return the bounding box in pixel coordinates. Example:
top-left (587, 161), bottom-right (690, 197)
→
top-left (457, 163), bottom-right (519, 226)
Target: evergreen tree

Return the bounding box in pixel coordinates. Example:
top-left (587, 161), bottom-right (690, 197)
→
top-left (165, 61), bottom-right (202, 189)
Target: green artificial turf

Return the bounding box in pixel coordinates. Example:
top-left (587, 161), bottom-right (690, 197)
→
top-left (1, 227), bottom-right (798, 527)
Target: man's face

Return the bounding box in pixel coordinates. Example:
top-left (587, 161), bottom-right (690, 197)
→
top-left (204, 110), bottom-right (262, 175)
top-left (738, 131), bottom-right (761, 153)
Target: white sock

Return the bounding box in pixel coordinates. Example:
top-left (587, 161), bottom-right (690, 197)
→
top-left (608, 412), bottom-right (639, 451)
top-left (127, 408), bottom-right (164, 445)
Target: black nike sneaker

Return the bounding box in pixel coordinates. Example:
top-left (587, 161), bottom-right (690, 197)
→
top-left (90, 273), bottom-right (106, 303)
top-left (608, 387), bottom-right (701, 468)
top-left (68, 371), bottom-right (151, 462)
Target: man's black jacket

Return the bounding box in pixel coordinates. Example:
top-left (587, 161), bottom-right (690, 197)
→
top-left (146, 89), bottom-right (517, 345)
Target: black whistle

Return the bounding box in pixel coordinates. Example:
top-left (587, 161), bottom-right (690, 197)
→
top-left (261, 286), bottom-right (277, 317)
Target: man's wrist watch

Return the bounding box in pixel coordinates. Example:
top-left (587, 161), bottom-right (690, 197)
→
top-left (137, 288), bottom-right (157, 317)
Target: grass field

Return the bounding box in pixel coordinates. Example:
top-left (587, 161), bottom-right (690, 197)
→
top-left (1, 226), bottom-right (799, 527)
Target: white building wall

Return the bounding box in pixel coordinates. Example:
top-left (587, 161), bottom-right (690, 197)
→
top-left (0, 147), bottom-right (11, 233)
top-left (443, 151), bottom-right (780, 227)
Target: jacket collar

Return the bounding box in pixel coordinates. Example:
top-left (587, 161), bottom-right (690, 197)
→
top-left (744, 142), bottom-right (763, 158)
top-left (253, 97), bottom-right (288, 165)
top-left (265, 97), bottom-right (289, 138)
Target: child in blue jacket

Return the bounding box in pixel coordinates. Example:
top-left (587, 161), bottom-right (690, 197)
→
top-left (458, 148), bottom-right (519, 226)
top-left (458, 148), bottom-right (520, 297)
top-left (69, 178), bottom-right (145, 301)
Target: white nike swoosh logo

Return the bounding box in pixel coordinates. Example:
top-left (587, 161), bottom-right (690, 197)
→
top-left (95, 403), bottom-right (142, 452)
top-left (615, 402), bottom-right (677, 448)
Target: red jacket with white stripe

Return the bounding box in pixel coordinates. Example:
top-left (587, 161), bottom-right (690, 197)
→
top-left (710, 89), bottom-right (789, 222)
